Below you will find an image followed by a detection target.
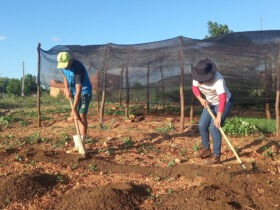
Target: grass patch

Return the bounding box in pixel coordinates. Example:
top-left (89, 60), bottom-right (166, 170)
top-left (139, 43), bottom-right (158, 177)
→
top-left (154, 124), bottom-right (173, 133)
top-left (223, 117), bottom-right (275, 135)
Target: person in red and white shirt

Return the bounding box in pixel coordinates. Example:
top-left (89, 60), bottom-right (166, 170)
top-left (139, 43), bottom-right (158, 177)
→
top-left (192, 58), bottom-right (233, 164)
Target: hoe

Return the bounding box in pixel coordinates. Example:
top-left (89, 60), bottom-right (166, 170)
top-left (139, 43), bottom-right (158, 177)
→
top-left (206, 104), bottom-right (246, 170)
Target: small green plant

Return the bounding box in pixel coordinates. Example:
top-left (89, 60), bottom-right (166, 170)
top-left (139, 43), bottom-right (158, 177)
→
top-left (154, 124), bottom-right (173, 133)
top-left (86, 138), bottom-right (94, 145)
top-left (95, 148), bottom-right (103, 153)
top-left (167, 160), bottom-right (175, 167)
top-left (28, 160), bottom-right (37, 168)
top-left (192, 142), bottom-right (200, 151)
top-left (25, 132), bottom-right (41, 144)
top-left (0, 115), bottom-right (13, 126)
top-left (18, 120), bottom-right (30, 127)
top-left (123, 136), bottom-right (133, 148)
top-left (88, 163), bottom-right (98, 172)
top-left (99, 119), bottom-right (115, 130)
top-left (56, 174), bottom-right (64, 183)
top-left (223, 117), bottom-right (259, 135)
top-left (71, 164), bottom-right (78, 170)
top-left (0, 164), bottom-right (4, 167)
top-left (167, 189), bottom-right (172, 194)
top-left (14, 155), bottom-right (22, 162)
top-left (179, 149), bottom-right (187, 156)
top-left (53, 132), bottom-right (70, 148)
top-left (105, 148), bottom-right (114, 156)
top-left (263, 147), bottom-right (276, 159)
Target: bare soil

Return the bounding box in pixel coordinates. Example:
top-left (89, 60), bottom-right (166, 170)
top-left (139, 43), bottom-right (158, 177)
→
top-left (0, 107), bottom-right (279, 209)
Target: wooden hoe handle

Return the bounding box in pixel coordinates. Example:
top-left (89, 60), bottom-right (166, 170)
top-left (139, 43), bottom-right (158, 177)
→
top-left (205, 104), bottom-right (246, 170)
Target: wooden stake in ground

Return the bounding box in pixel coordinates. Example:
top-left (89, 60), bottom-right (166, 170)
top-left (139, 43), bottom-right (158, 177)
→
top-left (119, 66), bottom-right (124, 106)
top-left (99, 43), bottom-right (111, 124)
top-left (96, 71), bottom-right (100, 117)
top-left (21, 61), bottom-right (25, 96)
top-left (160, 66), bottom-right (165, 109)
top-left (265, 55), bottom-right (272, 119)
top-left (37, 43), bottom-right (41, 128)
top-left (125, 64), bottom-right (130, 118)
top-left (189, 64), bottom-right (195, 126)
top-left (276, 43), bottom-right (280, 135)
top-left (205, 104), bottom-right (246, 170)
top-left (146, 65), bottom-right (150, 114)
top-left (178, 36), bottom-right (185, 132)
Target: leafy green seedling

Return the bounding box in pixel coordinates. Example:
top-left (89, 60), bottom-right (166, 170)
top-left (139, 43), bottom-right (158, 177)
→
top-left (167, 160), bottom-right (175, 167)
top-left (88, 163), bottom-right (98, 172)
top-left (14, 155), bottom-right (22, 162)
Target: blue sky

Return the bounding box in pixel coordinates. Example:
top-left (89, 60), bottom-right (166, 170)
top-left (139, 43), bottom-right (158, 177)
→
top-left (0, 0), bottom-right (279, 79)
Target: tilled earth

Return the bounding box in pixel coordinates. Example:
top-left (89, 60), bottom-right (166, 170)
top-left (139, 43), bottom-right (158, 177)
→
top-left (0, 107), bottom-right (279, 209)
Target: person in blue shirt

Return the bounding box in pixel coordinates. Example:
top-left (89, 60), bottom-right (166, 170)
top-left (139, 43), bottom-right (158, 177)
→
top-left (57, 51), bottom-right (92, 152)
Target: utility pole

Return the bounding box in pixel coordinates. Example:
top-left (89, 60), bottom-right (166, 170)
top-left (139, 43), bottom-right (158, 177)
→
top-left (21, 61), bottom-right (25, 96)
top-left (260, 16), bottom-right (263, 31)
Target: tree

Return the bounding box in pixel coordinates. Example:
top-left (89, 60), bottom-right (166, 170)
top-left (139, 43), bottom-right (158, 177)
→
top-left (23, 74), bottom-right (37, 95)
top-left (6, 79), bottom-right (21, 96)
top-left (205, 21), bottom-right (233, 38)
top-left (0, 77), bottom-right (9, 94)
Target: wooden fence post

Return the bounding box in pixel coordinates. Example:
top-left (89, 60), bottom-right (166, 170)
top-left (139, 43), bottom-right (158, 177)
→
top-left (96, 71), bottom-right (100, 116)
top-left (276, 44), bottom-right (280, 135)
top-left (178, 36), bottom-right (185, 132)
top-left (265, 55), bottom-right (272, 119)
top-left (160, 66), bottom-right (165, 109)
top-left (119, 66), bottom-right (124, 106)
top-left (37, 43), bottom-right (41, 128)
top-left (99, 43), bottom-right (111, 124)
top-left (146, 65), bottom-right (150, 114)
top-left (125, 64), bottom-right (130, 118)
top-left (190, 64), bottom-right (194, 126)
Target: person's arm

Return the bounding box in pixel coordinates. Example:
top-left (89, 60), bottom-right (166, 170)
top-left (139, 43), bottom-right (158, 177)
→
top-left (192, 85), bottom-right (208, 107)
top-left (63, 76), bottom-right (72, 99)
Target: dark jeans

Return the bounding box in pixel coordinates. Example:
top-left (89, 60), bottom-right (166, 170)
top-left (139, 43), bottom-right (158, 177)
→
top-left (198, 97), bottom-right (233, 157)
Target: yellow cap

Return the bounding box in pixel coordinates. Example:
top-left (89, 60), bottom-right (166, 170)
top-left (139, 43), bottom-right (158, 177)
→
top-left (57, 52), bottom-right (71, 69)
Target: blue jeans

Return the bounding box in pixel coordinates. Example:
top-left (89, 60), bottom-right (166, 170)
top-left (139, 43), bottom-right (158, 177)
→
top-left (198, 97), bottom-right (233, 157)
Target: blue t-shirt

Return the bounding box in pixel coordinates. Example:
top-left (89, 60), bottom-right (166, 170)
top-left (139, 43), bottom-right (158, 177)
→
top-left (62, 59), bottom-right (92, 96)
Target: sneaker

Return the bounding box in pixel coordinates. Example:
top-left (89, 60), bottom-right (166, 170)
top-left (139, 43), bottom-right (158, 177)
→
top-left (194, 147), bottom-right (211, 159)
top-left (203, 154), bottom-right (221, 165)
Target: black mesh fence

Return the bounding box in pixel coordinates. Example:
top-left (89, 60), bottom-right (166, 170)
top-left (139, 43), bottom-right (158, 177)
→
top-left (40, 30), bottom-right (280, 108)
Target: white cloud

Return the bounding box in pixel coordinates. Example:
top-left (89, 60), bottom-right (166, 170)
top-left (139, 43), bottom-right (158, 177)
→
top-left (51, 36), bottom-right (60, 42)
top-left (0, 36), bottom-right (7, 40)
